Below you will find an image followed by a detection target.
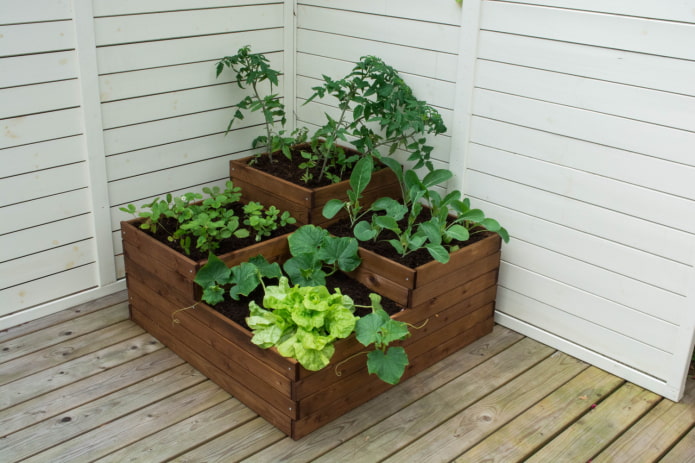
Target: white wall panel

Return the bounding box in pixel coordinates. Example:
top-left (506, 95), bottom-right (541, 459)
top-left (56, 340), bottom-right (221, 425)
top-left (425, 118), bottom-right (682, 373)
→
top-left (466, 0), bottom-right (695, 400)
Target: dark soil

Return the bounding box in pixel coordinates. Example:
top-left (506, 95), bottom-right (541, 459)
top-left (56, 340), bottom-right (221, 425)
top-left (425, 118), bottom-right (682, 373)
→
top-left (142, 202), bottom-right (296, 261)
top-left (248, 143), bottom-right (364, 188)
top-left (326, 215), bottom-right (489, 269)
top-left (210, 271), bottom-right (405, 331)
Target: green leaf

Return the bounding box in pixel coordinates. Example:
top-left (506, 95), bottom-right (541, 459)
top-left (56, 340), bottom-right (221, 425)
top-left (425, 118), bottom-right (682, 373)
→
top-left (374, 215), bottom-right (399, 231)
top-left (288, 225), bottom-right (328, 255)
top-left (367, 347), bottom-right (409, 385)
top-left (425, 243), bottom-right (450, 264)
top-left (480, 218), bottom-right (502, 232)
top-left (355, 309), bottom-right (391, 346)
top-left (283, 253), bottom-right (325, 287)
top-left (319, 236), bottom-right (361, 272)
top-left (418, 220), bottom-right (442, 245)
top-left (348, 156), bottom-right (374, 196)
top-left (322, 199), bottom-right (345, 220)
top-left (421, 169), bottom-right (453, 188)
top-left (201, 285), bottom-right (225, 306)
top-left (445, 224), bottom-right (470, 242)
top-left (194, 253), bottom-right (231, 290)
top-left (228, 262), bottom-right (261, 300)
top-left (354, 220), bottom-right (377, 241)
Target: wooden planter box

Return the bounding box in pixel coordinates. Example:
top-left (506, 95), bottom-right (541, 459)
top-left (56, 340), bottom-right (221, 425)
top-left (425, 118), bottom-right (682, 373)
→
top-left (123, 228), bottom-right (501, 439)
top-left (121, 219), bottom-right (290, 301)
top-left (348, 232), bottom-right (502, 309)
top-left (230, 154), bottom-right (402, 226)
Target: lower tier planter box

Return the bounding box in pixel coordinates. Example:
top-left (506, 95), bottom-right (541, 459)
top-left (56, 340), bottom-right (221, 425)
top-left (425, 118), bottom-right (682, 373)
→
top-left (120, 219), bottom-right (290, 301)
top-left (123, 231), bottom-right (501, 439)
top-left (348, 232), bottom-right (502, 309)
top-left (230, 154), bottom-right (402, 226)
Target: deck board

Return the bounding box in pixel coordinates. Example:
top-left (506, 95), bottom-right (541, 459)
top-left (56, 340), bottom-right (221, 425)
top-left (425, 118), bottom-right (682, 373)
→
top-left (1, 293), bottom-right (693, 462)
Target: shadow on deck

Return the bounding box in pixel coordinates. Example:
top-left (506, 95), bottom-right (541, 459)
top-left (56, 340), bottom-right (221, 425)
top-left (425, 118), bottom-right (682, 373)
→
top-left (1, 291), bottom-right (694, 462)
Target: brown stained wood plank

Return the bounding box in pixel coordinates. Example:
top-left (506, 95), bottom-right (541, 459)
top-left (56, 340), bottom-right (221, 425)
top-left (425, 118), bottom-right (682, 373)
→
top-left (295, 285), bottom-right (495, 391)
top-left (94, 399), bottom-right (256, 463)
top-left (384, 352), bottom-right (590, 463)
top-left (0, 290), bottom-right (127, 343)
top-left (525, 383), bottom-right (662, 463)
top-left (23, 381), bottom-right (229, 463)
top-left (172, 417), bottom-right (286, 463)
top-left (295, 311), bottom-right (494, 420)
top-left (415, 232), bottom-right (501, 287)
top-left (291, 318), bottom-right (496, 439)
top-left (411, 268), bottom-right (498, 313)
top-left (130, 305), bottom-right (295, 436)
top-left (660, 425), bottom-right (695, 463)
top-left (593, 378), bottom-right (695, 462)
top-left (457, 366), bottom-right (625, 463)
top-left (355, 246), bottom-right (416, 288)
top-left (0, 320), bottom-right (143, 386)
top-left (0, 348), bottom-right (182, 436)
top-left (0, 332), bottom-right (162, 410)
top-left (231, 157), bottom-right (312, 205)
top-left (311, 337), bottom-right (555, 463)
top-left (0, 302), bottom-right (129, 364)
top-left (345, 262), bottom-right (412, 306)
top-left (241, 326), bottom-right (525, 463)
top-left (2, 364), bottom-right (207, 462)
top-left (128, 280), bottom-right (296, 412)
top-left (410, 251), bottom-right (500, 307)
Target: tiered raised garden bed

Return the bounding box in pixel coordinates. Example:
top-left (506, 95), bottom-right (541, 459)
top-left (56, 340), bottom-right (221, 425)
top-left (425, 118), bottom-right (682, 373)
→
top-left (123, 221), bottom-right (501, 439)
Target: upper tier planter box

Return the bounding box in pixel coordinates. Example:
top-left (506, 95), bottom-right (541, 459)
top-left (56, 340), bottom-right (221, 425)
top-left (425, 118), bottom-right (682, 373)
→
top-left (230, 154), bottom-right (402, 226)
top-left (120, 219), bottom-right (290, 301)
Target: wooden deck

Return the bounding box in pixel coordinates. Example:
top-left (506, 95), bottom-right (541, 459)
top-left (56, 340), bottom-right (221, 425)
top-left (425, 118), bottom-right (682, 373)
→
top-left (1, 292), bottom-right (694, 462)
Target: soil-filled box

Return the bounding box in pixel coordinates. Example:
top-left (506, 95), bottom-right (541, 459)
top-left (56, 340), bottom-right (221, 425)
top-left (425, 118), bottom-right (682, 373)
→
top-left (125, 245), bottom-right (501, 440)
top-left (348, 232), bottom-right (502, 309)
top-left (229, 154), bottom-right (402, 226)
top-left (120, 219), bottom-right (290, 301)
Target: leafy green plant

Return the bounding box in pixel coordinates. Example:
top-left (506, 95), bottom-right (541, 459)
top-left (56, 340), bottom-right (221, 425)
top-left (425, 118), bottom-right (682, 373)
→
top-left (120, 181), bottom-right (295, 256)
top-left (243, 201), bottom-right (296, 242)
top-left (306, 55), bottom-right (447, 182)
top-left (325, 159), bottom-right (509, 263)
top-left (282, 225), bottom-right (361, 286)
top-left (216, 46), bottom-right (306, 162)
top-left (246, 277), bottom-right (359, 371)
top-left (355, 302), bottom-right (411, 384)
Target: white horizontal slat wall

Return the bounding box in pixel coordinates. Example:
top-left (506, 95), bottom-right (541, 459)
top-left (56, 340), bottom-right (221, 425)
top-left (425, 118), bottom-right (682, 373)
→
top-left (295, 0), bottom-right (461, 172)
top-left (92, 0), bottom-right (286, 279)
top-left (460, 0), bottom-right (695, 400)
top-left (0, 1), bottom-right (104, 325)
top-left (0, 0), bottom-right (290, 329)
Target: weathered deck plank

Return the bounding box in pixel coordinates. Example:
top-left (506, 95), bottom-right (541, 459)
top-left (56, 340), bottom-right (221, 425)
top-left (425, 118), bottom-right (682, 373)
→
top-left (1, 294), bottom-right (693, 462)
top-left (593, 378), bottom-right (695, 462)
top-left (525, 383), bottom-right (662, 462)
top-left (312, 337), bottom-right (555, 462)
top-left (384, 352), bottom-right (589, 462)
top-left (456, 366), bottom-right (625, 462)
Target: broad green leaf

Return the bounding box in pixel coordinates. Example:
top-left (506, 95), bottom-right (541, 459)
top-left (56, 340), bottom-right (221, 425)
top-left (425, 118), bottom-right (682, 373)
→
top-left (283, 254), bottom-right (325, 287)
top-left (355, 309), bottom-right (391, 346)
top-left (426, 243), bottom-right (450, 263)
top-left (201, 285), bottom-right (225, 306)
top-left (418, 220), bottom-right (442, 245)
top-left (367, 347), bottom-right (409, 385)
top-left (379, 318), bottom-right (410, 345)
top-left (327, 308), bottom-right (358, 339)
top-left (288, 225), bottom-right (328, 255)
top-left (354, 220), bottom-right (377, 241)
top-left (322, 199), bottom-right (345, 220)
top-left (228, 262), bottom-right (261, 300)
top-left (319, 236), bottom-right (361, 272)
top-left (378, 157), bottom-right (404, 184)
top-left (194, 253), bottom-right (231, 289)
top-left (460, 208), bottom-right (485, 223)
top-left (248, 255), bottom-right (283, 280)
top-left (421, 169), bottom-right (453, 188)
top-left (293, 342), bottom-right (335, 371)
top-left (445, 224), bottom-right (470, 242)
top-left (480, 218), bottom-right (502, 232)
top-left (497, 226), bottom-right (510, 243)
top-left (374, 215), bottom-right (399, 231)
top-left (349, 156), bottom-right (374, 196)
